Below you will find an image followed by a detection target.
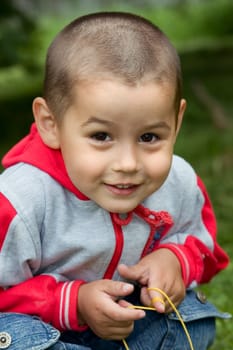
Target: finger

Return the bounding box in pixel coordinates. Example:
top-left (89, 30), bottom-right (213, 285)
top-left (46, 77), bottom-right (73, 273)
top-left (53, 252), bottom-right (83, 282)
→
top-left (151, 295), bottom-right (165, 312)
top-left (117, 298), bottom-right (146, 314)
top-left (100, 321), bottom-right (135, 340)
top-left (118, 299), bottom-right (133, 308)
top-left (147, 288), bottom-right (165, 313)
top-left (111, 299), bottom-right (146, 321)
top-left (102, 292), bottom-right (145, 322)
top-left (117, 263), bottom-right (142, 282)
top-left (104, 280), bottom-right (134, 299)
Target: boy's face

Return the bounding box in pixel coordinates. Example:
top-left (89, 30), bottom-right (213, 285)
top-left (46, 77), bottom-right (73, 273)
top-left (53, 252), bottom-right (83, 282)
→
top-left (51, 80), bottom-right (185, 213)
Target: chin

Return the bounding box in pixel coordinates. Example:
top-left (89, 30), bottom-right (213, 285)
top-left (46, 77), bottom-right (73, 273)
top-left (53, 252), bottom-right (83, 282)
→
top-left (98, 197), bottom-right (140, 214)
top-left (106, 204), bottom-right (137, 214)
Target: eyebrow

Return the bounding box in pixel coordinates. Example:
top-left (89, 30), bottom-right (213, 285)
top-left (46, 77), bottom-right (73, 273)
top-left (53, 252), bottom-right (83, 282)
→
top-left (81, 116), bottom-right (115, 127)
top-left (82, 116), bottom-right (171, 130)
top-left (147, 121), bottom-right (171, 130)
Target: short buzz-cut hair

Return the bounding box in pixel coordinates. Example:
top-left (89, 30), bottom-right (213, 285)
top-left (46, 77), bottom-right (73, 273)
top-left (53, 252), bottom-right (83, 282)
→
top-left (43, 12), bottom-right (182, 120)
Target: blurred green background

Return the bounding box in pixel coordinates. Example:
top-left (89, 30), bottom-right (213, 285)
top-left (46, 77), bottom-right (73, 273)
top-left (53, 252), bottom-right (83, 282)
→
top-left (0, 0), bottom-right (232, 348)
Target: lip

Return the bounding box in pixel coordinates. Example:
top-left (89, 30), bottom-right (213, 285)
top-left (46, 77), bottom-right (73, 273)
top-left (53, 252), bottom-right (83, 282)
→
top-left (105, 183), bottom-right (139, 196)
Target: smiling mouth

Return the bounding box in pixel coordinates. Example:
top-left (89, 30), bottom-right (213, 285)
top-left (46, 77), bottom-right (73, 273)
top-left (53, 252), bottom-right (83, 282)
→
top-left (106, 183), bottom-right (139, 195)
top-left (114, 184), bottom-right (135, 189)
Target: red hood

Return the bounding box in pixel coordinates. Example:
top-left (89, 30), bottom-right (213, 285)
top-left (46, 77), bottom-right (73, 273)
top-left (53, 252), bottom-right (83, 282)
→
top-left (2, 123), bottom-right (88, 200)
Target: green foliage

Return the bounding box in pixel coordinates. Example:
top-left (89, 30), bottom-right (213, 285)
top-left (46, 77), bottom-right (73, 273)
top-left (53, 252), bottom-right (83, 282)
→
top-left (109, 0), bottom-right (233, 51)
top-left (174, 48), bottom-right (233, 348)
top-left (1, 0), bottom-right (233, 101)
top-left (0, 0), bottom-right (39, 68)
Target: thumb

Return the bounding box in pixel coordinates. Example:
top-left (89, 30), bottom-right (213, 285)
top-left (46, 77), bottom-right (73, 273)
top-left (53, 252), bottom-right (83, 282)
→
top-left (117, 263), bottom-right (143, 283)
top-left (147, 287), bottom-right (165, 313)
top-left (103, 280), bottom-right (134, 299)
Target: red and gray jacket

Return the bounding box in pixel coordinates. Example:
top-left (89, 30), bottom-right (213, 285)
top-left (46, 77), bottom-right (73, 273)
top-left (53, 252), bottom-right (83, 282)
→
top-left (0, 124), bottom-right (229, 331)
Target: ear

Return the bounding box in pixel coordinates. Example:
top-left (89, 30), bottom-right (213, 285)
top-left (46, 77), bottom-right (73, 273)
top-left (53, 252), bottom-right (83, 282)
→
top-left (32, 97), bottom-right (60, 149)
top-left (175, 98), bottom-right (186, 137)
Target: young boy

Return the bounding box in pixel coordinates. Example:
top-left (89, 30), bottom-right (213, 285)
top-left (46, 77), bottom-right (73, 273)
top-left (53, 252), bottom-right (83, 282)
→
top-left (0, 12), bottom-right (230, 350)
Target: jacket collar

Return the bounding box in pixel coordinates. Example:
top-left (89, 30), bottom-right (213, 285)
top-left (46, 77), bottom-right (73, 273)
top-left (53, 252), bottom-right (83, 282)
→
top-left (2, 123), bottom-right (88, 200)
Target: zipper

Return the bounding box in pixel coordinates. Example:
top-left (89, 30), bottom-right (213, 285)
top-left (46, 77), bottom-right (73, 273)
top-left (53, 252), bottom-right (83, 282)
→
top-left (103, 213), bottom-right (125, 279)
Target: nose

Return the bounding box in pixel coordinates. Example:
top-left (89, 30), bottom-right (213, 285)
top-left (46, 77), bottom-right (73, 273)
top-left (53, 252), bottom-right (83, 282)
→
top-left (112, 143), bottom-right (140, 173)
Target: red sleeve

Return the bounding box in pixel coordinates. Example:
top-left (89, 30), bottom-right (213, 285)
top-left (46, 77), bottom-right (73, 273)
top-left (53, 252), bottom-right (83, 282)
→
top-left (0, 275), bottom-right (87, 331)
top-left (159, 176), bottom-right (229, 286)
top-left (0, 193), bottom-right (17, 250)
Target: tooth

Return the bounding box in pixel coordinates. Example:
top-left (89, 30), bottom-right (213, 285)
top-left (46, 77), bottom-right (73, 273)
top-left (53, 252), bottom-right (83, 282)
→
top-left (117, 185), bottom-right (130, 189)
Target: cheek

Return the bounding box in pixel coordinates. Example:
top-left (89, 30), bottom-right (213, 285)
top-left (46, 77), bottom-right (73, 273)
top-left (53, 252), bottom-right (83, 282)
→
top-left (63, 148), bottom-right (105, 183)
top-left (147, 153), bottom-right (172, 182)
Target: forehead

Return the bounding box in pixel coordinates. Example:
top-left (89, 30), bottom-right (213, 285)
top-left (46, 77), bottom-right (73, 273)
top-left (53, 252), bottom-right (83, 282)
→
top-left (75, 78), bottom-right (175, 99)
top-left (72, 79), bottom-right (176, 112)
top-left (67, 79), bottom-right (177, 129)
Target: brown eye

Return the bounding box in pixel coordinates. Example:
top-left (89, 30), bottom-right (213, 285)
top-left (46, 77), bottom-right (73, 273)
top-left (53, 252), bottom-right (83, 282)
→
top-left (91, 132), bottom-right (110, 141)
top-left (139, 133), bottom-right (158, 143)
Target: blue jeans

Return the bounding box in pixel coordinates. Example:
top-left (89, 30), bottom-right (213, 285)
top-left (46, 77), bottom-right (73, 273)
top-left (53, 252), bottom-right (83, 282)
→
top-left (0, 290), bottom-right (230, 350)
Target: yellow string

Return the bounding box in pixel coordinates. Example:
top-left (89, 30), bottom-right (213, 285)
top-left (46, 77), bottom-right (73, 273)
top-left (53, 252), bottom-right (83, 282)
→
top-left (122, 287), bottom-right (194, 350)
top-left (122, 338), bottom-right (130, 350)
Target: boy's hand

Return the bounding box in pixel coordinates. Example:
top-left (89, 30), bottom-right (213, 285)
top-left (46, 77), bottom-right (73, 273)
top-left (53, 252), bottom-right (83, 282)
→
top-left (118, 248), bottom-right (185, 313)
top-left (77, 280), bottom-right (145, 340)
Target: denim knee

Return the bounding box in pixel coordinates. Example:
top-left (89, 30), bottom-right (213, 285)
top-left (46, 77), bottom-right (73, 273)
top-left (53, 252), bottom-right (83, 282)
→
top-left (0, 313), bottom-right (90, 350)
top-left (0, 312), bottom-right (59, 349)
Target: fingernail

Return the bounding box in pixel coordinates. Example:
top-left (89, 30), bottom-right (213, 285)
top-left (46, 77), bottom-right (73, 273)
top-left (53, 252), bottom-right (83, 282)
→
top-left (155, 302), bottom-right (165, 313)
top-left (123, 283), bottom-right (133, 292)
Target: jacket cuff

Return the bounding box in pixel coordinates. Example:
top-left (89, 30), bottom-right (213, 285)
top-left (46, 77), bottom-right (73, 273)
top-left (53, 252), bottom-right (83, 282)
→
top-left (158, 243), bottom-right (203, 287)
top-left (53, 280), bottom-right (88, 331)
